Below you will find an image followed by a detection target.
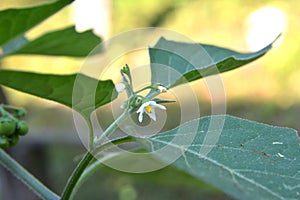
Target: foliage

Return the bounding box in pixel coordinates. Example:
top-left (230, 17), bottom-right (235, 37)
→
top-left (143, 115), bottom-right (300, 200)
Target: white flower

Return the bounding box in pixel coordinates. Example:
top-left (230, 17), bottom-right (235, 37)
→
top-left (137, 101), bottom-right (166, 123)
top-left (158, 86), bottom-right (167, 93)
top-left (115, 83), bottom-right (126, 93)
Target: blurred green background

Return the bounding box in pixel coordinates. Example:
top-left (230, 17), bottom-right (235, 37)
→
top-left (0, 0), bottom-right (299, 199)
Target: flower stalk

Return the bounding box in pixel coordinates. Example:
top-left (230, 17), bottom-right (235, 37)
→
top-left (61, 64), bottom-right (173, 200)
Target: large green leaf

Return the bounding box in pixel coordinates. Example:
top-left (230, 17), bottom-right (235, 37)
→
top-left (149, 37), bottom-right (277, 87)
top-left (12, 26), bottom-right (101, 57)
top-left (0, 70), bottom-right (117, 117)
top-left (0, 0), bottom-right (73, 46)
top-left (140, 115), bottom-right (300, 200)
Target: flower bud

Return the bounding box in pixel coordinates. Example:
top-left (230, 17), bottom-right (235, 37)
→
top-left (130, 95), bottom-right (144, 108)
top-left (121, 64), bottom-right (130, 75)
top-left (15, 121), bottom-right (29, 136)
top-left (115, 83), bottom-right (126, 93)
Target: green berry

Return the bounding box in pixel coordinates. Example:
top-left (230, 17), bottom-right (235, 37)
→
top-left (8, 135), bottom-right (19, 147)
top-left (0, 118), bottom-right (17, 136)
top-left (15, 121), bottom-right (29, 136)
top-left (0, 136), bottom-right (9, 149)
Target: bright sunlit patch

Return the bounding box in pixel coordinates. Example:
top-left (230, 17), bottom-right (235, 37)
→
top-left (245, 6), bottom-right (287, 51)
top-left (74, 0), bottom-right (111, 39)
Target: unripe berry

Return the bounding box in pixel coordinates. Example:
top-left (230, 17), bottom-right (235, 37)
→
top-left (0, 118), bottom-right (17, 136)
top-left (15, 121), bottom-right (29, 136)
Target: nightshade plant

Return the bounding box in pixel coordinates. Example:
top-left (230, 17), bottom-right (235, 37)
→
top-left (0, 1), bottom-right (299, 200)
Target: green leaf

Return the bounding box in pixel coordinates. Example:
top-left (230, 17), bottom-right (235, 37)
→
top-left (149, 37), bottom-right (278, 87)
top-left (0, 70), bottom-right (117, 117)
top-left (13, 26), bottom-right (102, 57)
top-left (139, 115), bottom-right (300, 200)
top-left (0, 0), bottom-right (73, 47)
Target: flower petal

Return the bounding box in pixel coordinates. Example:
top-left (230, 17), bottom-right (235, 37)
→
top-left (158, 86), bottom-right (167, 93)
top-left (136, 106), bottom-right (143, 113)
top-left (138, 111), bottom-right (144, 123)
top-left (154, 103), bottom-right (166, 110)
top-left (136, 100), bottom-right (166, 123)
top-left (146, 108), bottom-right (156, 121)
top-left (137, 103), bottom-right (146, 113)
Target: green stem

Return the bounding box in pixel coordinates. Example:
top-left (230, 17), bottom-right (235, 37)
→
top-left (0, 149), bottom-right (59, 200)
top-left (61, 88), bottom-right (162, 199)
top-left (70, 136), bottom-right (135, 199)
top-left (61, 136), bottom-right (135, 200)
top-left (86, 118), bottom-right (94, 151)
top-left (0, 106), bottom-right (5, 116)
top-left (93, 136), bottom-right (135, 155)
top-left (61, 88), bottom-right (163, 199)
top-left (134, 85), bottom-right (152, 94)
top-left (61, 111), bottom-right (131, 200)
top-left (1, 104), bottom-right (23, 111)
top-left (61, 151), bottom-right (94, 200)
top-left (146, 89), bottom-right (160, 100)
top-left (0, 106), bottom-right (18, 121)
top-left (94, 110), bottom-right (130, 146)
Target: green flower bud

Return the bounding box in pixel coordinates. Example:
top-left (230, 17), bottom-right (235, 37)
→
top-left (121, 64), bottom-right (130, 75)
top-left (15, 121), bottom-right (29, 136)
top-left (130, 95), bottom-right (144, 108)
top-left (0, 118), bottom-right (17, 136)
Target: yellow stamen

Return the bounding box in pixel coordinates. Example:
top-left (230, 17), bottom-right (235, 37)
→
top-left (145, 105), bottom-right (152, 113)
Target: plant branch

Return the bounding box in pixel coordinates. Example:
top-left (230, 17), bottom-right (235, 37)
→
top-left (61, 136), bottom-right (135, 200)
top-left (94, 110), bottom-right (130, 146)
top-left (86, 118), bottom-right (94, 151)
top-left (70, 136), bottom-right (136, 199)
top-left (61, 151), bottom-right (94, 200)
top-left (0, 149), bottom-right (59, 200)
top-left (61, 85), bottom-right (161, 199)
